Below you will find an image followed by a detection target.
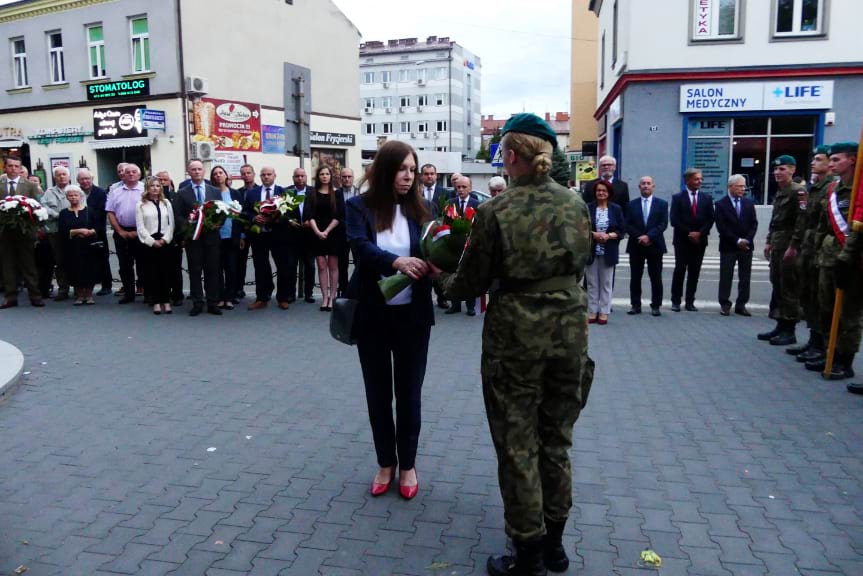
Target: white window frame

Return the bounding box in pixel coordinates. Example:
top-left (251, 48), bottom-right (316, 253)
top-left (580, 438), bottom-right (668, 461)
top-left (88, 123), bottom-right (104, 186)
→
top-left (434, 66), bottom-right (448, 80)
top-left (363, 71), bottom-right (375, 84)
top-left (381, 70), bottom-right (391, 83)
top-left (436, 121), bottom-right (448, 132)
top-left (773, 0), bottom-right (825, 37)
top-left (416, 68), bottom-right (427, 82)
top-left (130, 16), bottom-right (150, 73)
top-left (417, 94), bottom-right (428, 107)
top-left (48, 32), bottom-right (65, 83)
top-left (400, 121), bottom-right (411, 133)
top-left (399, 95), bottom-right (411, 107)
top-left (364, 123), bottom-right (376, 135)
top-left (381, 96), bottom-right (393, 108)
top-left (364, 97), bottom-right (375, 108)
top-left (435, 93), bottom-right (448, 106)
top-left (417, 121), bottom-right (428, 133)
top-left (691, 0), bottom-right (743, 41)
top-left (12, 38), bottom-right (28, 88)
top-left (399, 68), bottom-right (413, 82)
top-left (382, 122), bottom-right (393, 135)
top-left (87, 24), bottom-right (106, 79)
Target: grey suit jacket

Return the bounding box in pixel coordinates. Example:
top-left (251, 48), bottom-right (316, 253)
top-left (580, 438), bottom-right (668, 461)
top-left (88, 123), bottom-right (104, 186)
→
top-left (0, 176), bottom-right (40, 199)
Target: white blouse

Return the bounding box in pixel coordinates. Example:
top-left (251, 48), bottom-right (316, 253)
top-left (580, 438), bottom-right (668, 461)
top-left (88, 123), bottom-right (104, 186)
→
top-left (135, 199), bottom-right (174, 247)
top-left (376, 205), bottom-right (412, 305)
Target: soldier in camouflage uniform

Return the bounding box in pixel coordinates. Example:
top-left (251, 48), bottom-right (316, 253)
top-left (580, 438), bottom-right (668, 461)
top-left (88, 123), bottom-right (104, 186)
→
top-left (435, 114), bottom-right (594, 576)
top-left (807, 142), bottom-right (860, 380)
top-left (786, 146), bottom-right (835, 363)
top-left (758, 155), bottom-right (807, 346)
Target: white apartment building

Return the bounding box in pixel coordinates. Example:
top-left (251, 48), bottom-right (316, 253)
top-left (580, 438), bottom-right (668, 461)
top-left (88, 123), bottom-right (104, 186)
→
top-left (590, 0), bottom-right (863, 204)
top-left (359, 36), bottom-right (482, 160)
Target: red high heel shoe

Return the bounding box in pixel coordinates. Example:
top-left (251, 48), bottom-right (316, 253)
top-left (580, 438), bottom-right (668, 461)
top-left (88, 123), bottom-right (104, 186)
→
top-left (370, 469), bottom-right (394, 497)
top-left (399, 470), bottom-right (419, 500)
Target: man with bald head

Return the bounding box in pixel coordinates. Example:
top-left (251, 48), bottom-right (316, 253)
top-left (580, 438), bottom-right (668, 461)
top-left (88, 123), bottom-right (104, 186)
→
top-left (106, 163), bottom-right (144, 303)
top-left (444, 176), bottom-right (480, 316)
top-left (337, 168), bottom-right (359, 297)
top-left (77, 168), bottom-right (112, 295)
top-left (286, 167), bottom-right (316, 303)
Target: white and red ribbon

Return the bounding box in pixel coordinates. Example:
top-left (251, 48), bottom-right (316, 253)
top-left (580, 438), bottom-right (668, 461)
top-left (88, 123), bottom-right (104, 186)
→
top-left (827, 182), bottom-right (850, 246)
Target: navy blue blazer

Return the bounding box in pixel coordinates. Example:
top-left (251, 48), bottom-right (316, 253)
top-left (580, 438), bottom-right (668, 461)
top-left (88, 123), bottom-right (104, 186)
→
top-left (587, 202), bottom-right (625, 266)
top-left (85, 185), bottom-right (108, 236)
top-left (670, 189), bottom-right (714, 246)
top-left (447, 196), bottom-right (480, 216)
top-left (714, 195), bottom-right (758, 253)
top-left (345, 195), bottom-right (435, 337)
top-left (626, 196), bottom-right (669, 254)
top-left (241, 184), bottom-right (285, 223)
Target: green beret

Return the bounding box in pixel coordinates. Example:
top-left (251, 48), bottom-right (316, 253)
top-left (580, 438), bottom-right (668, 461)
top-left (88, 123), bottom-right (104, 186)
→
top-left (812, 145), bottom-right (831, 156)
top-left (501, 113), bottom-right (558, 148)
top-left (772, 154), bottom-right (796, 167)
top-left (829, 141), bottom-right (859, 156)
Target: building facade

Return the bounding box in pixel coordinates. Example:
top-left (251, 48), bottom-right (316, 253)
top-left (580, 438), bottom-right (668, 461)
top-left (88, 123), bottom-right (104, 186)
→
top-left (0, 0), bottom-right (361, 189)
top-left (359, 36), bottom-right (481, 160)
top-left (570, 0), bottom-right (598, 157)
top-left (590, 0), bottom-right (863, 204)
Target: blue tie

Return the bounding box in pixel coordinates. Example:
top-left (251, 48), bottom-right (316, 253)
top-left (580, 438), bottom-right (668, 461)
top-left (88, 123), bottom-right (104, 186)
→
top-left (735, 198), bottom-right (741, 217)
top-left (195, 185), bottom-right (203, 204)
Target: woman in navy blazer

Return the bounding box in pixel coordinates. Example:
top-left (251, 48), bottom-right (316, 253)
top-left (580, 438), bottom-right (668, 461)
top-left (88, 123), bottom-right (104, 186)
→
top-left (345, 140), bottom-right (434, 501)
top-left (586, 180), bottom-right (625, 324)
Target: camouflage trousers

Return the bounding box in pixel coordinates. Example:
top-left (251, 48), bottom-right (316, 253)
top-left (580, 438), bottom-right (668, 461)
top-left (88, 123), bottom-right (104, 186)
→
top-left (481, 352), bottom-right (595, 541)
top-left (769, 246), bottom-right (800, 322)
top-left (797, 253), bottom-right (820, 330)
top-left (818, 265), bottom-right (863, 356)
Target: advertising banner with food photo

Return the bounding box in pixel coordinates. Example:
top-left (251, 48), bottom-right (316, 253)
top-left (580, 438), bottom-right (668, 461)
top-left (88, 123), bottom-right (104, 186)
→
top-left (193, 98), bottom-right (261, 152)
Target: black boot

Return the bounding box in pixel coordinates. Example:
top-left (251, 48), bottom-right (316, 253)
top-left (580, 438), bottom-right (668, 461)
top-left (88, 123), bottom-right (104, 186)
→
top-left (847, 382), bottom-right (863, 395)
top-left (757, 321), bottom-right (782, 341)
top-left (543, 519), bottom-right (569, 572)
top-left (770, 321), bottom-right (797, 346)
top-left (823, 353), bottom-right (856, 380)
top-left (487, 539), bottom-right (547, 576)
top-left (786, 330), bottom-right (814, 355)
top-left (797, 332), bottom-right (825, 363)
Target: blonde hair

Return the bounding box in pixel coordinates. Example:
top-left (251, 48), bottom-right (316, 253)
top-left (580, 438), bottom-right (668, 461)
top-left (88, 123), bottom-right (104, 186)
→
top-left (141, 176), bottom-right (166, 204)
top-left (501, 132), bottom-right (553, 178)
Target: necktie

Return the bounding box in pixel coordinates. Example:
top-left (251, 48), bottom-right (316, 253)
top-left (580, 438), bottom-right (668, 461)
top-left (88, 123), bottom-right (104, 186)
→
top-left (691, 193), bottom-right (697, 217)
top-left (734, 198), bottom-right (741, 217)
top-left (643, 198), bottom-right (649, 226)
top-left (195, 185), bottom-right (203, 204)
top-left (265, 187), bottom-right (272, 200)
top-left (9, 180), bottom-right (15, 194)
top-left (460, 200), bottom-right (466, 213)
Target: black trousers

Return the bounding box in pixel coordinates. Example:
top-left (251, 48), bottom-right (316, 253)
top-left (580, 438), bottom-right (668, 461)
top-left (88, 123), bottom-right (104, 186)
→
top-left (169, 242), bottom-right (184, 302)
top-left (219, 238), bottom-right (238, 301)
top-left (113, 228), bottom-right (142, 297)
top-left (250, 233), bottom-right (290, 302)
top-left (357, 305), bottom-right (431, 470)
top-left (287, 244), bottom-right (315, 300)
top-left (185, 232), bottom-right (220, 306)
top-left (96, 230), bottom-right (112, 289)
top-left (449, 298), bottom-right (476, 313)
top-left (718, 250), bottom-right (752, 308)
top-left (337, 243), bottom-right (350, 297)
top-left (236, 241), bottom-right (250, 297)
top-left (671, 242), bottom-right (707, 305)
top-left (142, 245), bottom-right (173, 304)
top-left (35, 238), bottom-right (55, 296)
top-left (629, 247), bottom-right (664, 309)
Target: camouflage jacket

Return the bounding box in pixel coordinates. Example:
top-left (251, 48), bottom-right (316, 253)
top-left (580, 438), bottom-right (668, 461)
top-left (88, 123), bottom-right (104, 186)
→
top-left (838, 180), bottom-right (863, 267)
top-left (766, 181), bottom-right (806, 250)
top-left (795, 176), bottom-right (835, 259)
top-left (440, 175), bottom-right (592, 359)
top-left (816, 180), bottom-right (852, 269)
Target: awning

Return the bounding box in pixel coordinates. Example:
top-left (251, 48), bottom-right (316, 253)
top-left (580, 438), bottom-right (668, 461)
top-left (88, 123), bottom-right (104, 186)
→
top-left (89, 137), bottom-right (154, 150)
top-left (0, 139), bottom-right (25, 148)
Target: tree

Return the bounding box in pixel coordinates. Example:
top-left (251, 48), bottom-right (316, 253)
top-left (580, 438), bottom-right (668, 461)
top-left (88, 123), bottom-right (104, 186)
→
top-left (550, 146), bottom-right (570, 187)
top-left (476, 141), bottom-right (490, 161)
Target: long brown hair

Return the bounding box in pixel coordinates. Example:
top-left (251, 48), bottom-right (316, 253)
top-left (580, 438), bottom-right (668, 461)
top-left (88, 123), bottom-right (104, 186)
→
top-left (309, 165), bottom-right (337, 213)
top-left (363, 140), bottom-right (429, 232)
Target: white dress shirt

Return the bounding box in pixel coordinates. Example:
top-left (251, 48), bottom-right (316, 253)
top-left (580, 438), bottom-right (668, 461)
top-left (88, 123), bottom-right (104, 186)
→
top-left (376, 205), bottom-right (412, 305)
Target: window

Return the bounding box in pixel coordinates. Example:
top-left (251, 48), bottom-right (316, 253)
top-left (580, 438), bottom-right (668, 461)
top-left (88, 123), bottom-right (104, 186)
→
top-left (364, 97), bottom-right (375, 108)
top-left (399, 68), bottom-right (414, 82)
top-left (416, 68), bottom-right (427, 82)
top-left (692, 0), bottom-right (741, 41)
top-left (775, 0), bottom-right (824, 36)
top-left (417, 94), bottom-right (428, 107)
top-left (381, 96), bottom-right (392, 108)
top-left (399, 95), bottom-right (411, 107)
top-left (434, 66), bottom-right (448, 80)
top-left (436, 121), bottom-right (448, 132)
top-left (130, 16), bottom-right (150, 72)
top-left (600, 32), bottom-right (605, 88)
top-left (363, 71), bottom-right (375, 84)
top-left (382, 122), bottom-right (393, 134)
top-left (48, 32), bottom-right (65, 83)
top-left (417, 121), bottom-right (428, 133)
top-left (87, 25), bottom-right (106, 78)
top-left (612, 1), bottom-right (618, 65)
top-left (364, 123), bottom-right (376, 135)
top-left (400, 121), bottom-right (411, 133)
top-left (12, 38), bottom-right (28, 87)
top-left (435, 93), bottom-right (448, 106)
top-left (381, 70), bottom-right (391, 83)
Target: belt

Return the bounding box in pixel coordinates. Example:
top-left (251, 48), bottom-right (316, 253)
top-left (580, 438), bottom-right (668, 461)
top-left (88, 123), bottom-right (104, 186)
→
top-left (498, 274), bottom-right (580, 294)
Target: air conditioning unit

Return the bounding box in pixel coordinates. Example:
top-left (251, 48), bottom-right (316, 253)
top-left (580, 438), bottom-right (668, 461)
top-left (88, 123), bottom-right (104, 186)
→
top-left (423, 133), bottom-right (430, 139)
top-left (417, 106), bottom-right (424, 112)
top-left (185, 75), bottom-right (208, 95)
top-left (417, 78), bottom-right (426, 86)
top-left (382, 81), bottom-right (390, 88)
top-left (385, 107), bottom-right (393, 114)
top-left (399, 106), bottom-right (406, 113)
top-left (364, 107), bottom-right (373, 114)
top-left (410, 132), bottom-right (417, 138)
top-left (192, 141), bottom-right (215, 161)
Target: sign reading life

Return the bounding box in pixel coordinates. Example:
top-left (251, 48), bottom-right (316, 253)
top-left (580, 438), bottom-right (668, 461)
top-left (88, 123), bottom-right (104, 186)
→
top-left (87, 78), bottom-right (150, 101)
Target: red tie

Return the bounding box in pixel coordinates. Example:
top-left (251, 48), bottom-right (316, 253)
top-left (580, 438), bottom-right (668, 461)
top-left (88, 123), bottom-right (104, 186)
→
top-left (691, 193), bottom-right (697, 217)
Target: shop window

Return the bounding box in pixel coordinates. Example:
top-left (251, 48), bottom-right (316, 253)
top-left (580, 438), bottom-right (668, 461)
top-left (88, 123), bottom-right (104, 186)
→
top-left (130, 16), bottom-right (150, 72)
top-left (87, 25), bottom-right (106, 78)
top-left (48, 32), bottom-right (65, 83)
top-left (691, 0), bottom-right (742, 41)
top-left (12, 38), bottom-right (28, 87)
top-left (774, 0), bottom-right (824, 36)
top-left (771, 115), bottom-right (816, 134)
top-left (733, 116), bottom-right (768, 135)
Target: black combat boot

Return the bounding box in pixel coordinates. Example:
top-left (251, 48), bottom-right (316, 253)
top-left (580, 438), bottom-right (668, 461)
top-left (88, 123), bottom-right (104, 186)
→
top-left (487, 539), bottom-right (547, 576)
top-left (543, 519), bottom-right (569, 572)
top-left (823, 353), bottom-right (856, 380)
top-left (757, 321), bottom-right (782, 341)
top-left (769, 321), bottom-right (797, 346)
top-left (786, 330), bottom-right (814, 355)
top-left (797, 332), bottom-right (825, 363)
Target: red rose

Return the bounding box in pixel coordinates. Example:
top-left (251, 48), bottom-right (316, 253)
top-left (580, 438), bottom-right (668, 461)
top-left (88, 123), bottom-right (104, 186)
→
top-left (464, 207), bottom-right (476, 221)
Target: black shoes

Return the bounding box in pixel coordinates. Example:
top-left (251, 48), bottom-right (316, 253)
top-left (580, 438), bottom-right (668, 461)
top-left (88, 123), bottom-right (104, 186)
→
top-left (445, 307), bottom-right (462, 315)
top-left (437, 299), bottom-right (450, 309)
top-left (735, 306), bottom-right (752, 317)
top-left (848, 382), bottom-right (863, 395)
top-left (189, 304), bottom-right (203, 316)
top-left (821, 354), bottom-right (856, 380)
top-left (207, 305), bottom-right (223, 315)
top-left (685, 303), bottom-right (698, 312)
top-left (651, 307), bottom-right (661, 317)
top-left (487, 538), bottom-right (547, 576)
top-left (769, 321), bottom-right (797, 346)
top-left (304, 297), bottom-right (315, 303)
top-left (627, 308), bottom-right (642, 315)
top-left (96, 287), bottom-right (112, 296)
top-left (118, 297), bottom-right (135, 304)
top-left (671, 303), bottom-right (681, 312)
top-left (758, 321), bottom-right (781, 341)
top-left (543, 519), bottom-right (568, 573)
top-left (720, 305), bottom-right (731, 316)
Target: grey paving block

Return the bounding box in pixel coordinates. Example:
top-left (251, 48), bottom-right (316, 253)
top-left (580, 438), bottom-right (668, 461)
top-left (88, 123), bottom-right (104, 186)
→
top-left (85, 526), bottom-right (147, 556)
top-left (98, 542), bottom-right (162, 574)
top-left (163, 549), bottom-right (225, 575)
top-left (147, 532), bottom-right (208, 564)
top-left (210, 541), bottom-right (267, 572)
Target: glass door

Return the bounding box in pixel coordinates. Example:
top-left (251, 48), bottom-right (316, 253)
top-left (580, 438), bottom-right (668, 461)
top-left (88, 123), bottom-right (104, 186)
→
top-left (731, 137), bottom-right (768, 204)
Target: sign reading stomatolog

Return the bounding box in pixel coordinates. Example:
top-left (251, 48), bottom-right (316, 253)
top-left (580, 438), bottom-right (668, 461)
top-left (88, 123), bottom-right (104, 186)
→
top-left (193, 98), bottom-right (261, 152)
top-left (86, 78), bottom-right (150, 101)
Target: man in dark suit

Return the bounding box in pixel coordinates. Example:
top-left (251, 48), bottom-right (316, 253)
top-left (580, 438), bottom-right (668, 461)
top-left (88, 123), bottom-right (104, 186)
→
top-left (626, 176), bottom-right (668, 316)
top-left (243, 166), bottom-right (290, 310)
top-left (285, 167), bottom-right (316, 303)
top-left (76, 168), bottom-right (112, 296)
top-left (670, 168), bottom-right (715, 312)
top-left (234, 164), bottom-right (257, 302)
top-left (444, 176), bottom-right (480, 316)
top-left (714, 175), bottom-right (758, 316)
top-left (0, 156), bottom-right (45, 308)
top-left (420, 163), bottom-right (454, 309)
top-left (176, 160), bottom-right (222, 316)
top-left (582, 155), bottom-right (630, 220)
top-left (337, 167), bottom-right (359, 298)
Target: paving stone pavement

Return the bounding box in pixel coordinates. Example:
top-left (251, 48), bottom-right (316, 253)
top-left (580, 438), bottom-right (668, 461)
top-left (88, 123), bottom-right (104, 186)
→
top-left (1, 296), bottom-right (862, 575)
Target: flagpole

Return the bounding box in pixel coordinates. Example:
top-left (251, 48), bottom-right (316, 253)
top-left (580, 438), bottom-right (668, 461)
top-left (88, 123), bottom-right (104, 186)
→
top-left (823, 126), bottom-right (863, 378)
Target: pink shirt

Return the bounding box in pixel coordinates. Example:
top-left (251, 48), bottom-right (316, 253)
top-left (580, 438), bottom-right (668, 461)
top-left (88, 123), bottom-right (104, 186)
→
top-left (106, 182), bottom-right (144, 228)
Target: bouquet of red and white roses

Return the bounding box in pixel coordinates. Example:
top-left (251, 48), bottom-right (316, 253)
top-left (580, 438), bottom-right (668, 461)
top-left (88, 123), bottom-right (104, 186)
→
top-left (249, 192), bottom-right (303, 234)
top-left (0, 195), bottom-right (49, 235)
top-left (187, 199), bottom-right (243, 240)
top-left (378, 202), bottom-right (476, 301)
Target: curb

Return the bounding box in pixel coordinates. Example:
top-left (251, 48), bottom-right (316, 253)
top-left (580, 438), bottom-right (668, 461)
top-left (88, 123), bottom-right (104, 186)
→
top-left (0, 340), bottom-right (24, 403)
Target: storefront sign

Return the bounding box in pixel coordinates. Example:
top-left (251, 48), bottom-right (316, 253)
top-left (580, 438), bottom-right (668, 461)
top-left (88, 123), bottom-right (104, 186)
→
top-left (680, 81), bottom-right (834, 112)
top-left (193, 98), bottom-right (261, 152)
top-left (28, 126), bottom-right (93, 144)
top-left (0, 127), bottom-right (23, 138)
top-left (686, 122), bottom-right (730, 202)
top-left (86, 78), bottom-right (150, 101)
top-left (93, 106), bottom-right (148, 140)
top-left (262, 125), bottom-right (286, 154)
top-left (310, 131), bottom-right (356, 147)
top-left (141, 110), bottom-right (166, 131)
top-left (214, 152), bottom-right (245, 178)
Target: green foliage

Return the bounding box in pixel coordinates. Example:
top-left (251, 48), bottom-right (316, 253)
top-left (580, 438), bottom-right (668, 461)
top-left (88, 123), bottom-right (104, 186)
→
top-left (550, 147), bottom-right (570, 187)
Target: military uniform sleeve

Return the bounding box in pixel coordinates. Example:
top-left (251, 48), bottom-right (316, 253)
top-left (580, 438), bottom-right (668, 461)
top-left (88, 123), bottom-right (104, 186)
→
top-left (440, 206), bottom-right (499, 300)
top-left (838, 185), bottom-right (863, 265)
